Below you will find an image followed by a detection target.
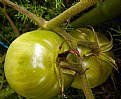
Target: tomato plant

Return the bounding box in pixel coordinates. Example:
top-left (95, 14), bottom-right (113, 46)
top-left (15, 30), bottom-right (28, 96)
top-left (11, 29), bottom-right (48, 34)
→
top-left (1, 0), bottom-right (120, 98)
top-left (4, 30), bottom-right (74, 99)
top-left (69, 28), bottom-right (116, 88)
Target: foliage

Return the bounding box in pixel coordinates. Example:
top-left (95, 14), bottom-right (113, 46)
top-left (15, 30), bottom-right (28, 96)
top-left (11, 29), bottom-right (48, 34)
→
top-left (13, 0), bottom-right (70, 23)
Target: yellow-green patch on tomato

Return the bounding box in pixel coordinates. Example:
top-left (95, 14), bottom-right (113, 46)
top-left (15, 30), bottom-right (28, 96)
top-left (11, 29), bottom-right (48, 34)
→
top-left (4, 30), bottom-right (74, 99)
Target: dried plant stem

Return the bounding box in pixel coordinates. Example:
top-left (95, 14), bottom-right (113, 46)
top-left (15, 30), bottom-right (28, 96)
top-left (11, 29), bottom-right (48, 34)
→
top-left (0, 5), bottom-right (20, 37)
top-left (0, 4), bottom-right (20, 37)
top-left (5, 12), bottom-right (20, 37)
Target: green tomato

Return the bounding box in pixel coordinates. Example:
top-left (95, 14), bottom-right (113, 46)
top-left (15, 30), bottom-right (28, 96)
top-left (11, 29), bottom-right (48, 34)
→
top-left (69, 28), bottom-right (114, 88)
top-left (4, 30), bottom-right (74, 99)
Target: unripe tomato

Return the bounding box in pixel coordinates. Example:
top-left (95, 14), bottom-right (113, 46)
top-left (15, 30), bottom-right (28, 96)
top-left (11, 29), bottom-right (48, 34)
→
top-left (4, 30), bottom-right (74, 99)
top-left (69, 28), bottom-right (115, 88)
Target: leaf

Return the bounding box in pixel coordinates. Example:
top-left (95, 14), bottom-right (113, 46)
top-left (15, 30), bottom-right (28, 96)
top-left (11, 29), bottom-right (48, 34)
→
top-left (95, 52), bottom-right (118, 71)
top-left (100, 32), bottom-right (113, 52)
top-left (61, 68), bottom-right (76, 75)
top-left (59, 61), bottom-right (76, 75)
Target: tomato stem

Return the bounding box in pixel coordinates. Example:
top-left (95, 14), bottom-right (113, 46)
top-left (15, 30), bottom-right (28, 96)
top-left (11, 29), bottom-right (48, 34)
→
top-left (43, 0), bottom-right (97, 30)
top-left (54, 27), bottom-right (95, 99)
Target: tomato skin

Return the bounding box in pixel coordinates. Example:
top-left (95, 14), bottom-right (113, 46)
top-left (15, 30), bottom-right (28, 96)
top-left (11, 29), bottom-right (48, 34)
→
top-left (4, 30), bottom-right (74, 99)
top-left (71, 55), bottom-right (113, 88)
top-left (69, 28), bottom-right (114, 88)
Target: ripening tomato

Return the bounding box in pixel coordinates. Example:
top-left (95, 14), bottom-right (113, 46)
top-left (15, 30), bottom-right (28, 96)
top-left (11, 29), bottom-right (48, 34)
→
top-left (69, 28), bottom-right (116, 88)
top-left (4, 30), bottom-right (74, 99)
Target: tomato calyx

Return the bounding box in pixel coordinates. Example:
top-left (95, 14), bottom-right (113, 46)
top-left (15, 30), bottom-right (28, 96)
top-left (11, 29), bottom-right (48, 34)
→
top-left (93, 30), bottom-right (118, 70)
top-left (57, 49), bottom-right (89, 92)
top-left (75, 28), bottom-right (118, 71)
top-left (57, 50), bottom-right (79, 75)
top-left (99, 32), bottom-right (113, 52)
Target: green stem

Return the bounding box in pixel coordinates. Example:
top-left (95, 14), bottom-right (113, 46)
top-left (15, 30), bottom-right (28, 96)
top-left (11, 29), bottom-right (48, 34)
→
top-left (0, 0), bottom-right (46, 27)
top-left (54, 27), bottom-right (95, 99)
top-left (43, 0), bottom-right (97, 30)
top-left (79, 70), bottom-right (94, 99)
top-left (71, 0), bottom-right (121, 28)
top-left (53, 27), bottom-right (77, 49)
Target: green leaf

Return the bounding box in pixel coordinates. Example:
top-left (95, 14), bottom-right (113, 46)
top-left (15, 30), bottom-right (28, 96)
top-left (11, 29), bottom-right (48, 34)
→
top-left (96, 52), bottom-right (118, 71)
top-left (100, 32), bottom-right (113, 52)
